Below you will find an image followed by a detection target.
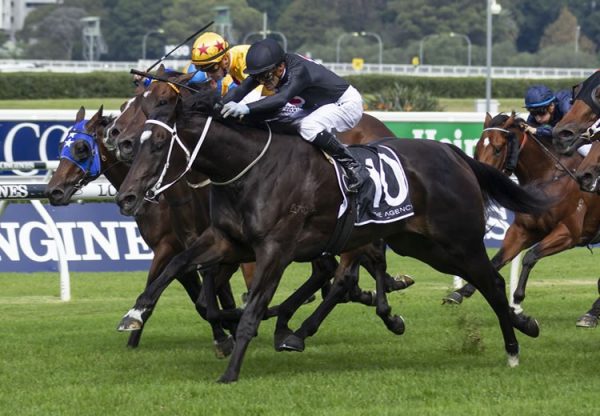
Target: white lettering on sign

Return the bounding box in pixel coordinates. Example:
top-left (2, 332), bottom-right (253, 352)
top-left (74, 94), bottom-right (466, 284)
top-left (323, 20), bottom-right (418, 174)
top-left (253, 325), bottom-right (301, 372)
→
top-left (0, 221), bottom-right (153, 263)
top-left (121, 222), bottom-right (152, 260)
top-left (0, 184), bottom-right (28, 198)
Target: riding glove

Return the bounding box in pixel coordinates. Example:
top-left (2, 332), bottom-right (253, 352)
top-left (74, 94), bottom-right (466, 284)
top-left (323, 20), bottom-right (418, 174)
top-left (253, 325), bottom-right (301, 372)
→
top-left (221, 101), bottom-right (250, 119)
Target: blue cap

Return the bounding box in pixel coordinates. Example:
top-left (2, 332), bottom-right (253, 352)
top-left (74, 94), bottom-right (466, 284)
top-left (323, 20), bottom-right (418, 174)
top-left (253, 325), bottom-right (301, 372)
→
top-left (524, 85), bottom-right (556, 108)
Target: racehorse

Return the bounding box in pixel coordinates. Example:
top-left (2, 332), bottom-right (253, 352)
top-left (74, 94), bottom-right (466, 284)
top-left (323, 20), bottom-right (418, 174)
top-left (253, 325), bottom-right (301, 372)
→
top-left (552, 70), bottom-right (600, 156)
top-left (45, 106), bottom-right (239, 356)
top-left (115, 78), bottom-right (549, 382)
top-left (103, 67), bottom-right (415, 298)
top-left (443, 112), bottom-right (600, 327)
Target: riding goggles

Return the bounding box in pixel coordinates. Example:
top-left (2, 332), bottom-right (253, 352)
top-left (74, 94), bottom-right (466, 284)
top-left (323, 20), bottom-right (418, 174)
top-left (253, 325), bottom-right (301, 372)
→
top-left (254, 70), bottom-right (275, 83)
top-left (528, 106), bottom-right (549, 117)
top-left (196, 62), bottom-right (221, 73)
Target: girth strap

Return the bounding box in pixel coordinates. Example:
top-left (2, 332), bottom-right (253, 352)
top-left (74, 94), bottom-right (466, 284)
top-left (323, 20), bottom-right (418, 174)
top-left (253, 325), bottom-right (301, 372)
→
top-left (322, 193), bottom-right (357, 255)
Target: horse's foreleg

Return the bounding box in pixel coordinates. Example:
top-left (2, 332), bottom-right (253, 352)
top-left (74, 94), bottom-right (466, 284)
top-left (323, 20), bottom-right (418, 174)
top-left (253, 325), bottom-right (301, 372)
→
top-left (274, 255), bottom-right (338, 351)
top-left (125, 240), bottom-right (183, 346)
top-left (513, 225), bottom-right (574, 310)
top-left (219, 247), bottom-right (291, 383)
top-left (117, 227), bottom-right (231, 332)
top-left (280, 252), bottom-right (362, 352)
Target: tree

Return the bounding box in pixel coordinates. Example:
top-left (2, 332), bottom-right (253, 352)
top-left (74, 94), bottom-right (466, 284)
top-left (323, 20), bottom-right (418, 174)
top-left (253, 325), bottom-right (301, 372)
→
top-left (277, 0), bottom-right (340, 50)
top-left (540, 7), bottom-right (595, 53)
top-left (23, 7), bottom-right (87, 59)
top-left (162, 0), bottom-right (263, 46)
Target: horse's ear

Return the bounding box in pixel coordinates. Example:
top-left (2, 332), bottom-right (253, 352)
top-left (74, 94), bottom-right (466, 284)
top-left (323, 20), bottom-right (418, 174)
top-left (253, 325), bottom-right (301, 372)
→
top-left (76, 106), bottom-right (85, 123)
top-left (88, 106), bottom-right (103, 127)
top-left (98, 105), bottom-right (104, 118)
top-left (484, 112), bottom-right (492, 127)
top-left (157, 64), bottom-right (165, 76)
top-left (506, 111), bottom-right (515, 127)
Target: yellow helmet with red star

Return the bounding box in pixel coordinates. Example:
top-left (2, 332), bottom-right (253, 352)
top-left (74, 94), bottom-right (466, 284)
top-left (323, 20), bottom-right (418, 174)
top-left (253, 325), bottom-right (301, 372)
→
top-left (191, 32), bottom-right (230, 66)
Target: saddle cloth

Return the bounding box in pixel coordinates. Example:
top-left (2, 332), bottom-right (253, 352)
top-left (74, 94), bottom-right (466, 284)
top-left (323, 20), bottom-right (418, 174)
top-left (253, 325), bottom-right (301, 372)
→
top-left (334, 142), bottom-right (414, 226)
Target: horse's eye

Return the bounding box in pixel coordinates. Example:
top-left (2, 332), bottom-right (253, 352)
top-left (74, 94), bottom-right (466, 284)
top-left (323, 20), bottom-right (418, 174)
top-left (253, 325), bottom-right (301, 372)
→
top-left (492, 145), bottom-right (503, 156)
top-left (150, 139), bottom-right (165, 153)
top-left (158, 99), bottom-right (168, 106)
top-left (71, 141), bottom-right (91, 161)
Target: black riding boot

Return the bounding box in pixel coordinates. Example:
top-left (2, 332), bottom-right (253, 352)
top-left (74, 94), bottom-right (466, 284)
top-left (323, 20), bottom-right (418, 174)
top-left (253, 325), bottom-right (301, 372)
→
top-left (312, 131), bottom-right (369, 192)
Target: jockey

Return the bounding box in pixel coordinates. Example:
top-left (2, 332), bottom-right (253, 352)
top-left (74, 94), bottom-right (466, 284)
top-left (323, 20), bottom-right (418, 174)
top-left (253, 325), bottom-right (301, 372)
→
top-left (220, 38), bottom-right (369, 193)
top-left (523, 84), bottom-right (572, 140)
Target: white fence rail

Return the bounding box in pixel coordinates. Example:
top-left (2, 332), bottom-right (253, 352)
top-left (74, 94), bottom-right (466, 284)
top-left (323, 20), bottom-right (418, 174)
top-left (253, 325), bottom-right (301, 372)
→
top-left (0, 59), bottom-right (594, 79)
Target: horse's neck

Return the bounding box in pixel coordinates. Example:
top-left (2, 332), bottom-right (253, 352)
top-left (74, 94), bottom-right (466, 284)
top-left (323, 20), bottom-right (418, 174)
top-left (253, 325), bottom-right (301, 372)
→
top-left (98, 144), bottom-right (127, 190)
top-left (187, 120), bottom-right (272, 184)
top-left (515, 138), bottom-right (566, 183)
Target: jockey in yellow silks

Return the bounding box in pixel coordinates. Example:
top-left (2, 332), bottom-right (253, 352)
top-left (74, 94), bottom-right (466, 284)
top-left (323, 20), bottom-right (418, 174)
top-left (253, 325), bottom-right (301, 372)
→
top-left (188, 32), bottom-right (270, 98)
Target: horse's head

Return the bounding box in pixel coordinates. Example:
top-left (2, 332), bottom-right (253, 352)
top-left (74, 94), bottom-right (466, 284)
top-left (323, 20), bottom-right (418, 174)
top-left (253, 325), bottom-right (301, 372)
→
top-left (574, 142), bottom-right (600, 193)
top-left (475, 111), bottom-right (526, 175)
top-left (553, 71), bottom-right (600, 154)
top-left (47, 106), bottom-right (113, 205)
top-left (116, 73), bottom-right (218, 216)
top-left (103, 95), bottom-right (144, 160)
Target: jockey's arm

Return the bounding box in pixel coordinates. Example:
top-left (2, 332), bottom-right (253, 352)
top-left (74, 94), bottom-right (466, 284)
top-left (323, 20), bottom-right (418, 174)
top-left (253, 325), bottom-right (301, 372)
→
top-left (245, 66), bottom-right (308, 115)
top-left (223, 76), bottom-right (259, 103)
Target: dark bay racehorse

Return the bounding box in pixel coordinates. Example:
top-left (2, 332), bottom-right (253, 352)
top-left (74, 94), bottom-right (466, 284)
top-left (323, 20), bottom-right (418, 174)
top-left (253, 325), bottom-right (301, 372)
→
top-left (553, 70), bottom-right (600, 156)
top-left (444, 112), bottom-right (600, 327)
top-left (46, 106), bottom-right (238, 355)
top-left (115, 80), bottom-right (549, 382)
top-left (104, 67), bottom-right (414, 298)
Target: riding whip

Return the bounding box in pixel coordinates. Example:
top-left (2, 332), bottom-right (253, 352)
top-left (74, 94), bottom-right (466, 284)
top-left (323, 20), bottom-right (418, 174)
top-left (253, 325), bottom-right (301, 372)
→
top-left (145, 21), bottom-right (214, 72)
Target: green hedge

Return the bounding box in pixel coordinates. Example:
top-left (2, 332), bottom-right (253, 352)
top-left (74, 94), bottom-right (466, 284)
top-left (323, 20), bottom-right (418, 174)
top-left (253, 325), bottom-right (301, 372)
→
top-left (345, 74), bottom-right (580, 98)
top-left (0, 72), bottom-right (582, 99)
top-left (0, 72), bottom-right (134, 99)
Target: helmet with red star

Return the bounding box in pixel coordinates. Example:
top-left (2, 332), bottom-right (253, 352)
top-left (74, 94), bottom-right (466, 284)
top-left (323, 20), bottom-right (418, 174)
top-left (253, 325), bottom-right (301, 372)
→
top-left (191, 32), bottom-right (230, 67)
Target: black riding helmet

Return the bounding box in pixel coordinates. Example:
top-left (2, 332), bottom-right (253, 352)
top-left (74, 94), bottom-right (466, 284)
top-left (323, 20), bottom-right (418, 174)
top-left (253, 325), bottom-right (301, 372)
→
top-left (244, 38), bottom-right (285, 75)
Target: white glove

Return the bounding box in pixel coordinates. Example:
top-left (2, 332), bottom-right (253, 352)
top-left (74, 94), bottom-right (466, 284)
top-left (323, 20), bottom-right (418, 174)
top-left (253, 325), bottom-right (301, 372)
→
top-left (221, 101), bottom-right (250, 119)
top-left (524, 125), bottom-right (537, 135)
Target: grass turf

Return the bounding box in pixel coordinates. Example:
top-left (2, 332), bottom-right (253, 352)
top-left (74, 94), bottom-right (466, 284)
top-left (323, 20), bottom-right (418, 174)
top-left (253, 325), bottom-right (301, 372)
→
top-left (1, 248), bottom-right (599, 415)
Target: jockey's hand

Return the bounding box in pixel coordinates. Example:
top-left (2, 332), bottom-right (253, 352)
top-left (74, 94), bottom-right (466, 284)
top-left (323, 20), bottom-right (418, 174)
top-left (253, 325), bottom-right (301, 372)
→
top-left (524, 125), bottom-right (537, 136)
top-left (221, 101), bottom-right (249, 119)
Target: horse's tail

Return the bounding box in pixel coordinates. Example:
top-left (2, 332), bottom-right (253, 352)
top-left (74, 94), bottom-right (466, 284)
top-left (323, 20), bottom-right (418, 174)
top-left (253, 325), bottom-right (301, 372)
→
top-left (446, 144), bottom-right (550, 215)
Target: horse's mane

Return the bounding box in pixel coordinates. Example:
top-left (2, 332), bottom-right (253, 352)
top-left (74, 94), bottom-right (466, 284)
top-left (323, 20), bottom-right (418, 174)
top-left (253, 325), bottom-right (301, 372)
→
top-left (181, 87), bottom-right (299, 137)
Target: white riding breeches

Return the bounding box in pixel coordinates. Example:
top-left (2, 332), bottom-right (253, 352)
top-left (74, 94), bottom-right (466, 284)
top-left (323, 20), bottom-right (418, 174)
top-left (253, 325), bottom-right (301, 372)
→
top-left (296, 85), bottom-right (363, 142)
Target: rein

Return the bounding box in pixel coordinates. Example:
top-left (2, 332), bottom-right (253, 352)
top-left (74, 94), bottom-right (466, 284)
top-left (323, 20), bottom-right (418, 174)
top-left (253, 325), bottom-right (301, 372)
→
top-left (483, 126), bottom-right (579, 183)
top-left (143, 117), bottom-right (273, 200)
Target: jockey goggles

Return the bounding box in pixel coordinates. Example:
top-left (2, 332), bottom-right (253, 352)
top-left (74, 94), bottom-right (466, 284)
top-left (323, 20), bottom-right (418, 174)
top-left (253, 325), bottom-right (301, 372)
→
top-left (60, 120), bottom-right (102, 178)
top-left (196, 62), bottom-right (221, 73)
top-left (253, 69), bottom-right (276, 83)
top-left (528, 106), bottom-right (550, 116)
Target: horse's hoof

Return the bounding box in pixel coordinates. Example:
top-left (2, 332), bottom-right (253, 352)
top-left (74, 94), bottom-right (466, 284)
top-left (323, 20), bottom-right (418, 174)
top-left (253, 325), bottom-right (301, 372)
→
top-left (442, 291), bottom-right (463, 305)
top-left (117, 308), bottom-right (145, 332)
top-left (214, 335), bottom-right (235, 359)
top-left (387, 315), bottom-right (406, 335)
top-left (217, 372), bottom-right (238, 384)
top-left (117, 316), bottom-right (143, 332)
top-left (507, 353), bottom-right (519, 368)
top-left (512, 312), bottom-right (540, 338)
top-left (274, 328), bottom-right (294, 351)
top-left (278, 333), bottom-right (305, 352)
top-left (576, 313), bottom-right (598, 328)
top-left (385, 274), bottom-right (415, 293)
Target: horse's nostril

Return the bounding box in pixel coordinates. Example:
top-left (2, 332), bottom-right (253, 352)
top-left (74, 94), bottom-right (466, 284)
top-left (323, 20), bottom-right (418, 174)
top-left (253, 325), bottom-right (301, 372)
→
top-left (558, 129), bottom-right (574, 140)
top-left (48, 188), bottom-right (65, 202)
top-left (111, 128), bottom-right (120, 137)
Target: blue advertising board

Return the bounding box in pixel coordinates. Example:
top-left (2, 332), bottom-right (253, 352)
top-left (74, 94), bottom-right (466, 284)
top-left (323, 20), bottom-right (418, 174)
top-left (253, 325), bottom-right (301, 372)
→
top-left (0, 202), bottom-right (152, 272)
top-left (0, 117), bottom-right (70, 176)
